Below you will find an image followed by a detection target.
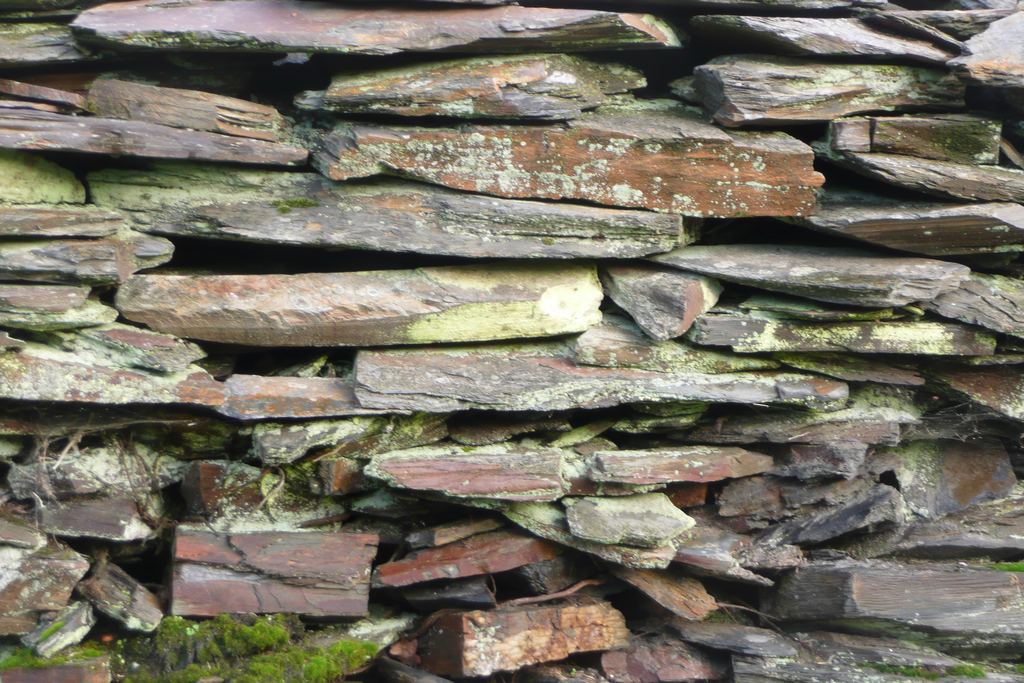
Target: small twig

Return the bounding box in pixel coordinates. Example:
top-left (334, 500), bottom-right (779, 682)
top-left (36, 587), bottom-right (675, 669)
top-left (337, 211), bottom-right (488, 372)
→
top-left (499, 578), bottom-right (606, 608)
top-left (256, 467), bottom-right (287, 511)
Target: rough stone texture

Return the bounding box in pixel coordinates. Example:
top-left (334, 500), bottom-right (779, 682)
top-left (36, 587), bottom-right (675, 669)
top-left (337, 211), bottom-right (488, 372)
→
top-left (117, 264), bottom-right (602, 347)
top-left (830, 114), bottom-right (1002, 164)
top-left (0, 23), bottom-right (87, 67)
top-left (0, 284), bottom-right (117, 331)
top-left (355, 342), bottom-right (849, 413)
top-left (418, 600), bottom-right (630, 677)
top-left (689, 311), bottom-right (996, 355)
top-left (668, 621), bottom-right (797, 658)
top-left (21, 601), bottom-right (95, 658)
top-left (565, 493), bottom-right (695, 548)
top-left (219, 375), bottom-right (391, 421)
top-left (0, 109), bottom-right (305, 166)
top-left (315, 102), bottom-right (824, 218)
top-left (774, 353), bottom-right (924, 386)
top-left (86, 78), bottom-right (287, 140)
top-left (0, 150), bottom-right (84, 204)
top-left (366, 443), bottom-right (567, 502)
top-left (653, 244), bottom-right (970, 307)
top-left (373, 530), bottom-right (562, 587)
top-left (949, 10), bottom-right (1024, 88)
top-left (691, 56), bottom-right (964, 127)
top-left (77, 562), bottom-right (163, 632)
top-left (0, 205), bottom-right (122, 238)
top-left (88, 167), bottom-right (691, 260)
top-left (931, 365), bottom-right (1024, 421)
top-left (601, 265), bottom-right (721, 340)
top-left (0, 233), bottom-right (173, 285)
top-left (924, 273), bottom-right (1024, 338)
top-left (72, 1), bottom-right (682, 54)
top-left (587, 446), bottom-right (773, 485)
top-left (611, 567), bottom-right (717, 620)
top-left (789, 191), bottom-right (1024, 256)
top-left (601, 633), bottom-right (728, 682)
top-left (297, 54), bottom-right (645, 120)
top-left (171, 528), bottom-right (379, 617)
top-left (0, 545), bottom-right (89, 636)
top-left (690, 16), bottom-right (954, 63)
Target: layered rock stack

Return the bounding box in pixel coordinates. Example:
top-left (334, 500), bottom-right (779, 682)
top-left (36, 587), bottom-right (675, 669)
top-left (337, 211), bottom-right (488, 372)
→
top-left (1, 0), bottom-right (1024, 681)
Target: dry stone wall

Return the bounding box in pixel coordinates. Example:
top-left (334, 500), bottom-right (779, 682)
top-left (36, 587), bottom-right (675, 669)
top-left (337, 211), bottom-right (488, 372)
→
top-left (1, 0), bottom-right (1024, 681)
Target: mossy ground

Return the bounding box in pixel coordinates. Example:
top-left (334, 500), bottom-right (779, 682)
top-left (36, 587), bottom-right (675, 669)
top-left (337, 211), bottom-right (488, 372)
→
top-left (114, 615), bottom-right (377, 683)
top-left (0, 645), bottom-right (106, 671)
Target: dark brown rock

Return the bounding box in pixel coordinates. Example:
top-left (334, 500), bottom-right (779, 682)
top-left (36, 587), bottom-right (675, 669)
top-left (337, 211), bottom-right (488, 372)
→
top-left (611, 566), bottom-right (717, 620)
top-left (406, 518), bottom-right (505, 550)
top-left (72, 0), bottom-right (682, 54)
top-left (171, 528), bottom-right (378, 617)
top-left (931, 365), bottom-right (1024, 421)
top-left (315, 102), bottom-right (824, 218)
top-left (77, 561), bottom-right (162, 632)
top-left (601, 633), bottom-right (728, 682)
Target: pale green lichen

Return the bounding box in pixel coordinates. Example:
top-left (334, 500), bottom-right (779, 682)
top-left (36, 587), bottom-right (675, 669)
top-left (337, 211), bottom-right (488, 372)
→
top-left (0, 150), bottom-right (85, 205)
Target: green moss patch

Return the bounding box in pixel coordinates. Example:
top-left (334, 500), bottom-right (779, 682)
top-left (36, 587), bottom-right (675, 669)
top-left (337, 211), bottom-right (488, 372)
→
top-left (0, 645), bottom-right (106, 671)
top-left (990, 562), bottom-right (1024, 572)
top-left (273, 197), bottom-right (320, 214)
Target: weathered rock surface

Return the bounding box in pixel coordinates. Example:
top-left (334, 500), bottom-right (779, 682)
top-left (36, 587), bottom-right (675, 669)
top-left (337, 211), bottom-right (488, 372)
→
top-left (949, 10), bottom-right (1024, 88)
top-left (611, 567), bottom-right (717, 620)
top-left (315, 102), bottom-right (824, 218)
top-left (373, 529), bottom-right (561, 587)
top-left (297, 54), bottom-right (645, 120)
top-left (829, 114), bottom-right (1002, 164)
top-left (77, 562), bottom-right (162, 632)
top-left (89, 167), bottom-right (691, 260)
top-left (587, 446), bottom-right (773, 485)
top-left (0, 150), bottom-right (84, 205)
top-left (932, 365), bottom-right (1024, 421)
top-left (774, 353), bottom-right (924, 386)
top-left (689, 310), bottom-right (996, 355)
top-left (0, 205), bottom-right (122, 238)
top-left (0, 109), bottom-right (306, 166)
top-left (789, 191), bottom-right (1024, 256)
top-left (924, 273), bottom-right (1024, 337)
top-left (355, 342), bottom-right (849, 413)
top-left (691, 56), bottom-right (964, 127)
top-left (0, 284), bottom-right (116, 331)
top-left (171, 528), bottom-right (378, 617)
top-left (366, 443), bottom-right (567, 502)
top-left (668, 621), bottom-right (797, 658)
top-left (601, 632), bottom-right (728, 682)
top-left (0, 23), bottom-right (87, 67)
top-left (419, 600), bottom-right (630, 677)
top-left (116, 264), bottom-right (602, 347)
top-left (72, 1), bottom-right (682, 54)
top-left (601, 265), bottom-right (721, 340)
top-left (86, 78), bottom-right (287, 140)
top-left (565, 493), bottom-right (695, 548)
top-left (652, 244), bottom-right (970, 307)
top-left (690, 16), bottom-right (954, 63)
top-left (0, 545), bottom-right (89, 635)
top-left (0, 234), bottom-right (173, 285)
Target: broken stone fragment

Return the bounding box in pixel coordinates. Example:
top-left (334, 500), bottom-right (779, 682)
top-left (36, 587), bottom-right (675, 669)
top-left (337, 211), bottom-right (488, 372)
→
top-left (930, 365), bottom-right (1024, 421)
top-left (870, 440), bottom-right (1016, 519)
top-left (756, 483), bottom-right (906, 546)
top-left (418, 600), bottom-right (630, 677)
top-left (691, 55), bottom-right (964, 127)
top-left (354, 341), bottom-right (849, 413)
top-left (402, 576), bottom-right (496, 613)
top-left (0, 109), bottom-right (306, 166)
top-left (687, 386), bottom-right (920, 446)
top-left (601, 265), bottom-right (721, 340)
top-left (948, 10), bottom-right (1024, 89)
top-left (88, 166), bottom-right (691, 260)
top-left (588, 446), bottom-right (773, 486)
top-left (652, 244), bottom-right (970, 307)
top-left (767, 560), bottom-right (1024, 655)
top-left (250, 413), bottom-right (447, 466)
top-left (171, 527), bottom-right (378, 618)
top-left (0, 233), bottom-right (173, 285)
top-left (373, 529), bottom-right (562, 588)
top-left (689, 310), bottom-right (996, 355)
top-left (181, 460), bottom-right (345, 533)
top-left (574, 315), bottom-right (779, 374)
top-left (406, 518), bottom-right (505, 550)
top-left (506, 501), bottom-right (676, 568)
top-left (116, 263), bottom-right (603, 346)
top-left (770, 443), bottom-right (869, 481)
top-left (77, 561), bottom-right (162, 632)
top-left (365, 443), bottom-right (567, 502)
top-left (0, 150), bottom-right (84, 204)
top-left (601, 632), bottom-right (728, 682)
top-left (72, 0), bottom-right (682, 54)
top-left (924, 273), bottom-right (1024, 338)
top-left (611, 566), bottom-right (717, 620)
top-left (0, 544), bottom-right (90, 635)
top-left (819, 147), bottom-right (1024, 203)
top-left (787, 190), bottom-right (1024, 257)
top-left (0, 23), bottom-right (88, 67)
top-left (219, 375), bottom-right (392, 421)
top-left (21, 601), bottom-right (95, 658)
top-left (0, 205), bottom-right (122, 238)
top-left (690, 15), bottom-right (955, 63)
top-left (297, 54), bottom-right (645, 120)
top-left (565, 493), bottom-right (695, 548)
top-left (829, 114), bottom-right (1002, 164)
top-left (668, 621), bottom-right (797, 658)
top-left (314, 101), bottom-right (824, 218)
top-left (86, 78), bottom-right (287, 140)
top-left (44, 323), bottom-right (205, 374)
top-left (0, 284), bottom-right (117, 332)
top-left (39, 495), bottom-right (157, 542)
top-left (0, 342), bottom-right (225, 408)
top-left (774, 353), bottom-right (924, 386)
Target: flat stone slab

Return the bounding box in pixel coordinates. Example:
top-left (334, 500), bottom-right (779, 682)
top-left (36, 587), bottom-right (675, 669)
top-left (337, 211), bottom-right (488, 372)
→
top-left (924, 273), bottom-right (1024, 338)
top-left (116, 263), bottom-right (603, 346)
top-left (314, 102), bottom-right (824, 218)
top-left (601, 265), bottom-right (721, 340)
top-left (72, 0), bottom-right (682, 54)
top-left (565, 493), bottom-right (695, 548)
top-left (587, 446), bottom-right (774, 485)
top-left (948, 10), bottom-right (1024, 89)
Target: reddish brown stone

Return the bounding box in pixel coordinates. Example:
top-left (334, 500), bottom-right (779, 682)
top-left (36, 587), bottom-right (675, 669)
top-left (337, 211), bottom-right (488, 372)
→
top-left (601, 635), bottom-right (728, 682)
top-left (589, 446), bottom-right (774, 486)
top-left (219, 375), bottom-right (390, 420)
top-left (316, 103), bottom-right (823, 218)
top-left (612, 566), bottom-right (718, 621)
top-left (0, 546), bottom-right (90, 634)
top-left (406, 518), bottom-right (505, 550)
top-left (171, 528), bottom-right (378, 617)
top-left (374, 530), bottom-right (562, 588)
top-left (419, 600), bottom-right (630, 677)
